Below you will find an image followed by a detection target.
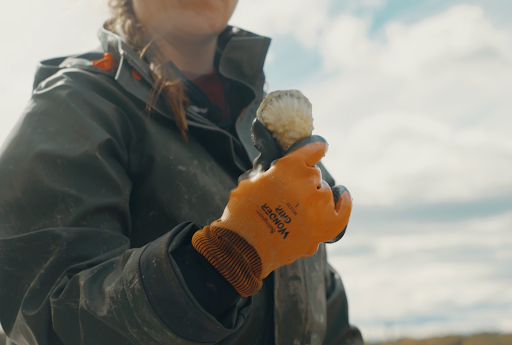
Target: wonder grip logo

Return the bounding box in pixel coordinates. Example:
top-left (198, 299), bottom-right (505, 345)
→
top-left (259, 204), bottom-right (292, 239)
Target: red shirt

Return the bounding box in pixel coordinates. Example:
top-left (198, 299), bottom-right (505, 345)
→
top-left (192, 70), bottom-right (227, 122)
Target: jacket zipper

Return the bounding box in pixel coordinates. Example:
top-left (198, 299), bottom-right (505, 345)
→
top-left (185, 109), bottom-right (244, 148)
top-left (124, 55), bottom-right (245, 147)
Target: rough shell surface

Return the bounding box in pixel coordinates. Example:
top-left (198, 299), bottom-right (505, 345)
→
top-left (256, 90), bottom-right (314, 151)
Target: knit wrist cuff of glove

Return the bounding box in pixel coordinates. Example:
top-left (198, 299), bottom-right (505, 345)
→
top-left (191, 226), bottom-right (263, 297)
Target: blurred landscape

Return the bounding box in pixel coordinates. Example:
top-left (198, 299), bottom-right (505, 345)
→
top-left (368, 333), bottom-right (512, 345)
top-left (3, 331), bottom-right (512, 344)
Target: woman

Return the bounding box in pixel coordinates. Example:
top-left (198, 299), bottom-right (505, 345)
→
top-left (0, 0), bottom-right (363, 344)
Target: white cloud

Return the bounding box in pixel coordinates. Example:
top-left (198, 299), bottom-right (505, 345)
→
top-left (294, 5), bottom-right (512, 206)
top-left (329, 112), bottom-right (512, 205)
top-left (329, 211), bottom-right (512, 340)
top-left (0, 0), bottom-right (109, 146)
top-left (321, 14), bottom-right (376, 70)
top-left (230, 0), bottom-right (330, 47)
top-left (305, 8), bottom-right (512, 335)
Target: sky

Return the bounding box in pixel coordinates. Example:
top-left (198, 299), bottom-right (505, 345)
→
top-left (1, 0), bottom-right (511, 342)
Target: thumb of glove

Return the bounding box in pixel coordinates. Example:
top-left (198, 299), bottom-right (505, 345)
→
top-left (281, 136), bottom-right (328, 169)
top-left (239, 119), bottom-right (281, 183)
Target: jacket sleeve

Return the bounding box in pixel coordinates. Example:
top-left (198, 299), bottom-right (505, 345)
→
top-left (0, 69), bottom-right (249, 345)
top-left (323, 262), bottom-right (364, 345)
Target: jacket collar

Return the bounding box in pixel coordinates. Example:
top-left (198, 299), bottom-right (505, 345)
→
top-left (97, 25), bottom-right (271, 102)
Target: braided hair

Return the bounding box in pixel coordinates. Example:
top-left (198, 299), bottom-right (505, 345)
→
top-left (105, 0), bottom-right (189, 141)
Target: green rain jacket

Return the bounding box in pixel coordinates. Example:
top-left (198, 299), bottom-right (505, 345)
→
top-left (0, 26), bottom-right (363, 345)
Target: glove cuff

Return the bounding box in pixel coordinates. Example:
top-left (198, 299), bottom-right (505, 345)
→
top-left (191, 226), bottom-right (263, 297)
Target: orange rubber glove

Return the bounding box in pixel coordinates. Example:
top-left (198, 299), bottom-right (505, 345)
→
top-left (192, 138), bottom-right (352, 297)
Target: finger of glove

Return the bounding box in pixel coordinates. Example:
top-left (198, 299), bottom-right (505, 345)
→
top-left (318, 188), bottom-right (351, 243)
top-left (332, 185), bottom-right (350, 210)
top-left (324, 224), bottom-right (347, 244)
top-left (334, 187), bottom-right (352, 220)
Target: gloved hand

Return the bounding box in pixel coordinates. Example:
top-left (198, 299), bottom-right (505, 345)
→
top-left (192, 124), bottom-right (352, 297)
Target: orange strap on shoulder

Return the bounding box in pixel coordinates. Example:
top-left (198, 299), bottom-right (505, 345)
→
top-left (92, 53), bottom-right (118, 72)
